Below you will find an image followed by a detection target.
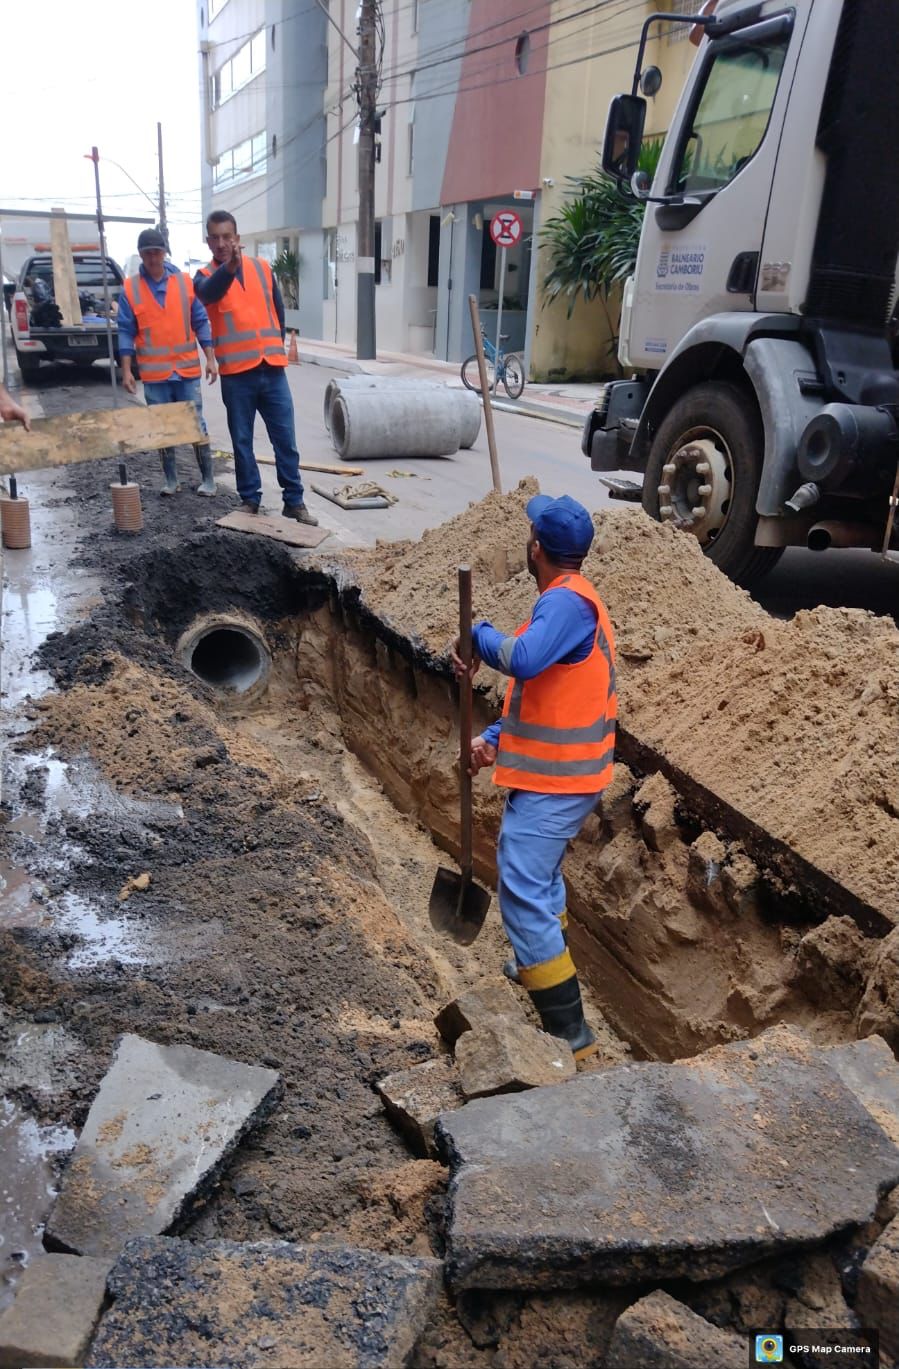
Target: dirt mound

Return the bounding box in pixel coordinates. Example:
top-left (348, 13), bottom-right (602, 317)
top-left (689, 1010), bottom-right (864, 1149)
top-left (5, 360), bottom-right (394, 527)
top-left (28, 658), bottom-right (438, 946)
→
top-left (628, 608), bottom-right (899, 916)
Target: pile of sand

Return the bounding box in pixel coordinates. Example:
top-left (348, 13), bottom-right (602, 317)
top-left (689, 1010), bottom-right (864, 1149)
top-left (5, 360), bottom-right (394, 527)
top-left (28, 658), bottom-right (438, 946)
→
top-left (349, 480), bottom-right (762, 669)
top-left (347, 483), bottom-right (899, 916)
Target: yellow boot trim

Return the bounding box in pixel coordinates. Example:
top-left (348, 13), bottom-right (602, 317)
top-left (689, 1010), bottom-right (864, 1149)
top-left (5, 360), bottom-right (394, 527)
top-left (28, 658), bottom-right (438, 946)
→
top-left (519, 948), bottom-right (576, 992)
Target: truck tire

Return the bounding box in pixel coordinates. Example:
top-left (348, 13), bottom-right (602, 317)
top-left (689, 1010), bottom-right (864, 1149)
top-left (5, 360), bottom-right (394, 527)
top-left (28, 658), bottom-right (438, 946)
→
top-left (14, 347), bottom-right (40, 382)
top-left (642, 381), bottom-right (783, 588)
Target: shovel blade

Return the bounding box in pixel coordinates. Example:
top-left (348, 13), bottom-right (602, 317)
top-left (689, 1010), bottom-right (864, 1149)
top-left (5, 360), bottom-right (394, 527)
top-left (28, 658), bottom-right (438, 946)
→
top-left (429, 865), bottom-right (491, 946)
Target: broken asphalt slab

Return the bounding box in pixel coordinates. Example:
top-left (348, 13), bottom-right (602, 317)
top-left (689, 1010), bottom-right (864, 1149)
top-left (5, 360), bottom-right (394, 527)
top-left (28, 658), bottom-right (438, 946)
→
top-left (86, 1237), bottom-right (443, 1369)
top-left (826, 1035), bottom-right (899, 1147)
top-left (436, 1026), bottom-right (899, 1291)
top-left (605, 1290), bottom-right (747, 1369)
top-left (46, 1033), bottom-right (281, 1258)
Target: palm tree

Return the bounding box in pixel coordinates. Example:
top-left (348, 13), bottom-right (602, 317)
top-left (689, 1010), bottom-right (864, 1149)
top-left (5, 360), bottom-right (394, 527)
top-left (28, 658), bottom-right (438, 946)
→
top-left (539, 141), bottom-right (664, 350)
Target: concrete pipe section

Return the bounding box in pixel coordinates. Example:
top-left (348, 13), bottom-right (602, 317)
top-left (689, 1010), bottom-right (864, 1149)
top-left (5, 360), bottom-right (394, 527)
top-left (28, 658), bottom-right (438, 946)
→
top-left (176, 614), bottom-right (271, 703)
top-left (323, 377), bottom-right (481, 450)
top-left (330, 387), bottom-right (479, 461)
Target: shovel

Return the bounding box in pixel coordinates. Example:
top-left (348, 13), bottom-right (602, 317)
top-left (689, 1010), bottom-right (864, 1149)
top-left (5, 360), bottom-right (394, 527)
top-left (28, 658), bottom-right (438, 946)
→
top-left (429, 565), bottom-right (491, 945)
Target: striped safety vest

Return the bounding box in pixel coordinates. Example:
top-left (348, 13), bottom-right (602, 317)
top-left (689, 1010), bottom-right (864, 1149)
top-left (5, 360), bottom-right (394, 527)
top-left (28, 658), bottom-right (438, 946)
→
top-left (123, 271), bottom-right (202, 383)
top-left (493, 573), bottom-right (617, 795)
top-left (198, 256), bottom-right (287, 376)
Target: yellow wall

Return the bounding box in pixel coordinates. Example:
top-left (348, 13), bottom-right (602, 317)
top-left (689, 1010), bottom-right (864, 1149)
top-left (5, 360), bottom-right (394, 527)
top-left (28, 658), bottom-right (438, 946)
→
top-left (533, 2), bottom-right (701, 380)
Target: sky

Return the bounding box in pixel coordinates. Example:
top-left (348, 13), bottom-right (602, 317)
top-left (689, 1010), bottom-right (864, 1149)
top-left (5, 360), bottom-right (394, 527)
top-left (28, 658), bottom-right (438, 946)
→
top-left (0, 0), bottom-right (205, 271)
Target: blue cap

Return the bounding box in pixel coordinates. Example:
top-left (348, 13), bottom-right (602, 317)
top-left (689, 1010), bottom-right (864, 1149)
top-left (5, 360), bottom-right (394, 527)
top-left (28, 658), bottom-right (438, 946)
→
top-left (526, 493), bottom-right (594, 560)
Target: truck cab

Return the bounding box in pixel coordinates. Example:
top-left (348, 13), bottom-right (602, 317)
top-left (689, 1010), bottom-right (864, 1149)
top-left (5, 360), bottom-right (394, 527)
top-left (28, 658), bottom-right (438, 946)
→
top-left (12, 253), bottom-right (124, 380)
top-left (585, 0), bottom-right (899, 585)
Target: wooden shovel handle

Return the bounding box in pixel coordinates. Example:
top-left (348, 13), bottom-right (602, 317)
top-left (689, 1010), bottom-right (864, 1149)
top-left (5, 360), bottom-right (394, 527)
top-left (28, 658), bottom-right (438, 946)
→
top-left (458, 565), bottom-right (474, 879)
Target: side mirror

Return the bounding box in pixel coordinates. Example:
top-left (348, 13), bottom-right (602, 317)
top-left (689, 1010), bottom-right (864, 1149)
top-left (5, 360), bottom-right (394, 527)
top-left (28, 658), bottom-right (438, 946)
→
top-left (602, 94), bottom-right (647, 183)
top-left (640, 65), bottom-right (663, 97)
top-left (630, 170), bottom-right (653, 200)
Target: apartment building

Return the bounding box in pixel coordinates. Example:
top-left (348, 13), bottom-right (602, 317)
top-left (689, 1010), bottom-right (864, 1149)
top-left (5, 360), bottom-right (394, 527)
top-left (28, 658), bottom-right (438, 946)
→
top-left (198, 0), bottom-right (700, 377)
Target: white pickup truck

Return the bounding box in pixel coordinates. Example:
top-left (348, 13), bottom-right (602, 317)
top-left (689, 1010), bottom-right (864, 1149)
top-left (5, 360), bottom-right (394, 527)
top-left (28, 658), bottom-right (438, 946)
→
top-left (11, 253), bottom-right (124, 380)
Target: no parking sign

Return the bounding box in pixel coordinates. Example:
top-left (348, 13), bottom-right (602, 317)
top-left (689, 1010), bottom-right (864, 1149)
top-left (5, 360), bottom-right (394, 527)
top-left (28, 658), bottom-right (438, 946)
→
top-left (490, 211), bottom-right (523, 248)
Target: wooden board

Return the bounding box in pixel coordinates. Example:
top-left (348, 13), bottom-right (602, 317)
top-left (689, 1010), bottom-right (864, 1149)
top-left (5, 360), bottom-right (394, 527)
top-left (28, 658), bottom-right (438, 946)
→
top-left (256, 455), bottom-right (365, 477)
top-left (0, 403), bottom-right (204, 477)
top-left (50, 209), bottom-right (83, 327)
top-left (216, 508), bottom-right (331, 548)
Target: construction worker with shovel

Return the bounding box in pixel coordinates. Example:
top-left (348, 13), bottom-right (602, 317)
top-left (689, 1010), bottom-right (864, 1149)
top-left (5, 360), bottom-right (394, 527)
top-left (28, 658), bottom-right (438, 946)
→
top-left (451, 495), bottom-right (616, 1058)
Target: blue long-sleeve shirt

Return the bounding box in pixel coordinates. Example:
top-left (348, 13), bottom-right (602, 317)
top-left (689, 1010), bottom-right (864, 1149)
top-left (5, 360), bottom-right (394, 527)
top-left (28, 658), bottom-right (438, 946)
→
top-left (117, 262), bottom-right (212, 369)
top-left (193, 260), bottom-right (286, 337)
top-left (474, 586), bottom-right (598, 750)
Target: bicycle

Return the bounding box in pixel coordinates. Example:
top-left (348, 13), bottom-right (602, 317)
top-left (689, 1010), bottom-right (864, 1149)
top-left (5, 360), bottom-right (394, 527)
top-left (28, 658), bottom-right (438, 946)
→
top-left (461, 328), bottom-right (526, 400)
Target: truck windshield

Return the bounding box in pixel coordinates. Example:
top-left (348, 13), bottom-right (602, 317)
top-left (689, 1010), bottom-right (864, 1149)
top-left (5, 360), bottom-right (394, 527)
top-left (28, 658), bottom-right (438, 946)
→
top-left (669, 31), bottom-right (790, 196)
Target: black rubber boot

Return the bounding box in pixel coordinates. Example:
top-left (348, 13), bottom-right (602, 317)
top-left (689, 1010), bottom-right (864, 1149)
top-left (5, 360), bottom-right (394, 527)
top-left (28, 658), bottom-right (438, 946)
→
top-left (525, 974), bottom-right (597, 1060)
top-left (195, 443), bottom-right (216, 496)
top-left (159, 448), bottom-right (179, 496)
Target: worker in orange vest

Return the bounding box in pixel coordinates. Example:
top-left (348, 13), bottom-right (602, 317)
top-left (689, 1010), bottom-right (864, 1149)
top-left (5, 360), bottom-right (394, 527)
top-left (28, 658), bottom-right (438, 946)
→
top-left (452, 495), bottom-right (616, 1058)
top-left (119, 228), bottom-right (218, 497)
top-left (194, 211), bottom-right (317, 525)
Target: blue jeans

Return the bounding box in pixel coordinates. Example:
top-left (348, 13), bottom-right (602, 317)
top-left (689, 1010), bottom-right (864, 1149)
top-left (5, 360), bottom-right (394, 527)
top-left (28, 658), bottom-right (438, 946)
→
top-left (142, 375), bottom-right (208, 438)
top-left (220, 363), bottom-right (304, 508)
top-left (497, 789), bottom-right (599, 969)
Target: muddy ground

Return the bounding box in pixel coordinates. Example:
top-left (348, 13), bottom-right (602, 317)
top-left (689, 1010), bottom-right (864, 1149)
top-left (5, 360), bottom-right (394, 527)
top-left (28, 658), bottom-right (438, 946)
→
top-left (2, 452), bottom-right (898, 1366)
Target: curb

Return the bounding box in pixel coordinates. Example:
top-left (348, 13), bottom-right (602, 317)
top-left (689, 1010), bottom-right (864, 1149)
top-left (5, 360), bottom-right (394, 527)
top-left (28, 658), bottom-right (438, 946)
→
top-left (488, 399), bottom-right (585, 429)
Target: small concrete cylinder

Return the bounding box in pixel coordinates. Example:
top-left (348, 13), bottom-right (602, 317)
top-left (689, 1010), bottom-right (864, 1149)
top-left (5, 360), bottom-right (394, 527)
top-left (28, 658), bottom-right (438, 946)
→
top-left (0, 496), bottom-right (31, 550)
top-left (330, 387), bottom-right (473, 461)
top-left (111, 482), bottom-right (143, 533)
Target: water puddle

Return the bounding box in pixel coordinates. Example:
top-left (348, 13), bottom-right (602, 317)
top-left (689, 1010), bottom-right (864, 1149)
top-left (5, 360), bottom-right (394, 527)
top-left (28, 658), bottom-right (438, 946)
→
top-left (57, 892), bottom-right (148, 971)
top-left (0, 1099), bottom-right (75, 1311)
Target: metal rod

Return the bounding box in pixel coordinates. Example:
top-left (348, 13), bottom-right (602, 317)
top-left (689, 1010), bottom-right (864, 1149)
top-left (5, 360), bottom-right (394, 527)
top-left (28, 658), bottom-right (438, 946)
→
top-left (89, 147), bottom-right (119, 407)
top-left (157, 123), bottom-right (169, 253)
top-left (118, 462), bottom-right (128, 486)
top-left (457, 565), bottom-right (473, 881)
top-left (9, 475), bottom-right (17, 500)
top-left (493, 244), bottom-right (506, 395)
top-left (468, 293), bottom-right (501, 494)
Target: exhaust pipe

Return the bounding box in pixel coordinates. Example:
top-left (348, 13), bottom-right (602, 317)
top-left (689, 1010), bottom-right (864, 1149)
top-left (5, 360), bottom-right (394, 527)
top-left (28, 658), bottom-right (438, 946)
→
top-left (806, 521), bottom-right (881, 552)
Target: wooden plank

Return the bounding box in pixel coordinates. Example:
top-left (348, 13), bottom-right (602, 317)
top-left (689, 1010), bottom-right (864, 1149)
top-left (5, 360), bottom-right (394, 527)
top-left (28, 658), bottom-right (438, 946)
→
top-left (50, 209), bottom-right (83, 327)
top-left (257, 455), bottom-right (365, 477)
top-left (0, 403), bottom-right (204, 477)
top-left (216, 508), bottom-right (331, 548)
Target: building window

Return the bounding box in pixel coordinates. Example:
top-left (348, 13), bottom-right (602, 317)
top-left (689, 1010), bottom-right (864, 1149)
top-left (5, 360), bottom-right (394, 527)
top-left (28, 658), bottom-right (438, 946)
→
top-left (211, 29), bottom-right (266, 109)
top-left (427, 216), bottom-right (440, 288)
top-left (412, 0), bottom-right (420, 32)
top-left (374, 221), bottom-right (382, 285)
top-left (407, 116), bottom-right (415, 176)
top-left (480, 226), bottom-right (497, 290)
top-left (272, 133), bottom-right (278, 158)
top-left (515, 33), bottom-right (530, 75)
top-left (213, 131), bottom-right (267, 189)
top-left (209, 0), bottom-right (229, 18)
top-left (271, 24), bottom-right (276, 50)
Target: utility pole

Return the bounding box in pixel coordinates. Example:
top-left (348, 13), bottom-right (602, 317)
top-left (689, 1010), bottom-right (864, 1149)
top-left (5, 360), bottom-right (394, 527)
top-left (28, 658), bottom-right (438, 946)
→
top-left (88, 147), bottom-right (119, 406)
top-left (157, 121), bottom-right (169, 254)
top-left (356, 0), bottom-right (378, 359)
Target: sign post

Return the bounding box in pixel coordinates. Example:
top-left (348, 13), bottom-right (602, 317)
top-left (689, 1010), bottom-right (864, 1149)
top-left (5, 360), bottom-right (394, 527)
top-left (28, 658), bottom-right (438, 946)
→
top-left (489, 211), bottom-right (523, 394)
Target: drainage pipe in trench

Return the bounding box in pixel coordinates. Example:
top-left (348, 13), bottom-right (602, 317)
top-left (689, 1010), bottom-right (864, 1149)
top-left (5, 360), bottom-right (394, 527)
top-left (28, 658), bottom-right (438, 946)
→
top-left (176, 615), bottom-right (272, 701)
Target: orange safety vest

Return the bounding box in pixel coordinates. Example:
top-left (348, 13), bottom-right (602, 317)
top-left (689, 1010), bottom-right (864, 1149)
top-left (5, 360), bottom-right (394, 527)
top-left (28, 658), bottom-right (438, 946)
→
top-left (197, 256), bottom-right (287, 376)
top-left (493, 573), bottom-right (617, 795)
top-left (122, 271), bottom-right (201, 382)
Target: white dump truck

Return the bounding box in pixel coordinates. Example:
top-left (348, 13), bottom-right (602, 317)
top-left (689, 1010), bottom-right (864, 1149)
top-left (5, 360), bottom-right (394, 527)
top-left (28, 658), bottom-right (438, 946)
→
top-left (582, 0), bottom-right (899, 585)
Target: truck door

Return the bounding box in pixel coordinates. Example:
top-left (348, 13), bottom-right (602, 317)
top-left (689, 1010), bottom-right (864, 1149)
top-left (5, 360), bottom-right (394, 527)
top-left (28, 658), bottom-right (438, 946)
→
top-left (625, 7), bottom-right (802, 371)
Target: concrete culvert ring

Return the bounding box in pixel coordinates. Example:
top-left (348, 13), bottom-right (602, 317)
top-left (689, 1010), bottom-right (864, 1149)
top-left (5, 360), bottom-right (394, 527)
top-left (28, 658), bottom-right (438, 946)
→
top-left (176, 614), bottom-right (271, 702)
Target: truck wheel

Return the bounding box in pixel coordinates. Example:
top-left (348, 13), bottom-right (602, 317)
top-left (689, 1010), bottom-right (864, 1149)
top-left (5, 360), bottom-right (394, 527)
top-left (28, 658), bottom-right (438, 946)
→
top-left (642, 381), bottom-right (783, 588)
top-left (15, 348), bottom-right (40, 382)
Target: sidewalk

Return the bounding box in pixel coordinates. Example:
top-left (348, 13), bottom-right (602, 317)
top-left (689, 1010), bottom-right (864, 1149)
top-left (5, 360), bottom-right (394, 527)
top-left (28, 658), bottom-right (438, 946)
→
top-left (296, 336), bottom-right (598, 429)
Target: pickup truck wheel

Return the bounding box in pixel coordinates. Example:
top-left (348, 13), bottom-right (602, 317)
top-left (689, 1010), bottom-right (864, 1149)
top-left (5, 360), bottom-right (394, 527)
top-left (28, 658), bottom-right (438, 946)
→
top-left (642, 381), bottom-right (783, 588)
top-left (15, 348), bottom-right (40, 382)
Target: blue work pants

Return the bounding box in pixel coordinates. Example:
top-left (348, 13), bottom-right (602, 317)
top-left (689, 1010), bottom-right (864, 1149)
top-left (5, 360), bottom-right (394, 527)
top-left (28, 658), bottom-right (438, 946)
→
top-left (497, 788), bottom-right (599, 968)
top-left (220, 363), bottom-right (304, 508)
top-left (143, 375), bottom-right (208, 437)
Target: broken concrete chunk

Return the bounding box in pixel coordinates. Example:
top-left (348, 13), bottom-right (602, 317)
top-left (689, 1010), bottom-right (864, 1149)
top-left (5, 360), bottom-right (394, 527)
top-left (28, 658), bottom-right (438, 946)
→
top-left (437, 1025), bottom-right (899, 1291)
top-left (434, 982), bottom-right (524, 1046)
top-left (86, 1237), bottom-right (442, 1369)
top-left (455, 1019), bottom-right (576, 1099)
top-left (826, 1036), bottom-right (899, 1148)
top-left (855, 1214), bottom-right (899, 1366)
top-left (0, 1253), bottom-right (111, 1369)
top-left (634, 772), bottom-right (679, 852)
top-left (606, 1291), bottom-right (746, 1369)
top-left (46, 1033), bottom-right (280, 1258)
top-left (376, 1056), bottom-right (464, 1158)
top-left (793, 917), bottom-right (874, 1010)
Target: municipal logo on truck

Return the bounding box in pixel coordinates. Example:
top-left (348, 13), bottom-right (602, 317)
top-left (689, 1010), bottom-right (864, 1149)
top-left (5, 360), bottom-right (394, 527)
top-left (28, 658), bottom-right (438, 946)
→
top-left (654, 242), bottom-right (706, 293)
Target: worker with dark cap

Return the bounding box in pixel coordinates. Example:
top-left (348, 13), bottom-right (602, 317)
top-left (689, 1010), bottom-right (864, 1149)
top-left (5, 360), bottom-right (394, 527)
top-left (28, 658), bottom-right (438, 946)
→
top-left (452, 494), bottom-right (616, 1058)
top-left (118, 228), bottom-right (218, 497)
